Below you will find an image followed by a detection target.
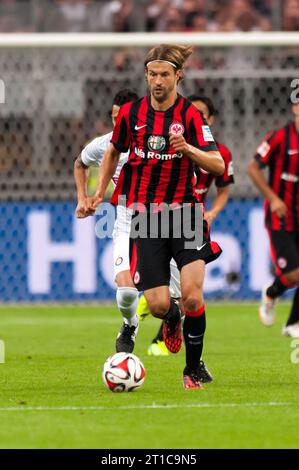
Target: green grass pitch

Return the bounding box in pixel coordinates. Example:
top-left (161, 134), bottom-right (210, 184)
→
top-left (0, 303), bottom-right (299, 449)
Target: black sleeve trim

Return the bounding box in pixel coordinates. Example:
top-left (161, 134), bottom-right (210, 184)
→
top-left (254, 154), bottom-right (267, 168)
top-left (197, 143), bottom-right (219, 152)
top-left (111, 140), bottom-right (128, 153)
top-left (215, 178), bottom-right (234, 188)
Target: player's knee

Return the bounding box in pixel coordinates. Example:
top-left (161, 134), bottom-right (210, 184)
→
top-left (146, 298), bottom-right (170, 318)
top-left (182, 293), bottom-right (202, 312)
top-left (116, 287), bottom-right (138, 308)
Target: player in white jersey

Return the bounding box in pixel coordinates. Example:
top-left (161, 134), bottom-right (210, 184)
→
top-left (74, 89), bottom-right (140, 353)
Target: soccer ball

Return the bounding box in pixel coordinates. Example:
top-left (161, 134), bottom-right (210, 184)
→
top-left (102, 352), bottom-right (145, 392)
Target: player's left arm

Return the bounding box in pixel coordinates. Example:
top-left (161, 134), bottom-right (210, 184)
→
top-left (170, 107), bottom-right (224, 175)
top-left (204, 186), bottom-right (229, 225)
top-left (170, 135), bottom-right (224, 176)
top-left (205, 146), bottom-right (234, 224)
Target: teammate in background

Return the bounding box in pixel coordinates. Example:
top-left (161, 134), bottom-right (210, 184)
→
top-left (74, 89), bottom-right (141, 353)
top-left (143, 95), bottom-right (234, 369)
top-left (91, 44), bottom-right (224, 389)
top-left (248, 101), bottom-right (299, 338)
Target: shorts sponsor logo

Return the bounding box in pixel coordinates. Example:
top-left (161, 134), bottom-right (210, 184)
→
top-left (148, 135), bottom-right (166, 151)
top-left (134, 271), bottom-right (140, 284)
top-left (169, 122), bottom-right (184, 136)
top-left (115, 256), bottom-right (123, 266)
top-left (277, 257), bottom-right (287, 269)
top-left (257, 141), bottom-right (270, 158)
top-left (202, 125), bottom-right (214, 142)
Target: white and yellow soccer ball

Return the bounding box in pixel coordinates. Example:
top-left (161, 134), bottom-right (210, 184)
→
top-left (102, 352), bottom-right (145, 392)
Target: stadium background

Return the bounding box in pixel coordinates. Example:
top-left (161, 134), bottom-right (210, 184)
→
top-left (0, 0), bottom-right (298, 301)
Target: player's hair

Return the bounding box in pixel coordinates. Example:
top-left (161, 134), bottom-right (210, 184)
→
top-left (187, 94), bottom-right (216, 117)
top-left (112, 89), bottom-right (139, 107)
top-left (144, 44), bottom-right (193, 79)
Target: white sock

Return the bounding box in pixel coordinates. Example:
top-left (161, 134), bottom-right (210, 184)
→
top-left (116, 287), bottom-right (139, 327)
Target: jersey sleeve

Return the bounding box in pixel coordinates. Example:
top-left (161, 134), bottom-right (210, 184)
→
top-left (111, 102), bottom-right (132, 153)
top-left (187, 106), bottom-right (218, 152)
top-left (81, 134), bottom-right (111, 167)
top-left (254, 130), bottom-right (281, 168)
top-left (215, 145), bottom-right (235, 187)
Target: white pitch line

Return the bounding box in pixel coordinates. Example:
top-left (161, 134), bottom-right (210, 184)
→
top-left (0, 402), bottom-right (295, 412)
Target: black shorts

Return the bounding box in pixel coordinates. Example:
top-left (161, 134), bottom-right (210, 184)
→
top-left (268, 229), bottom-right (299, 274)
top-left (130, 204), bottom-right (222, 291)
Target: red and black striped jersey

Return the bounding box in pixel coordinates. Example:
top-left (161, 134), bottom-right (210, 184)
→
top-left (194, 142), bottom-right (234, 204)
top-left (110, 95), bottom-right (218, 207)
top-left (255, 121), bottom-right (299, 231)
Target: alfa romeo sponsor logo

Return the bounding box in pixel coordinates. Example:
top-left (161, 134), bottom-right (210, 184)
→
top-left (148, 135), bottom-right (166, 151)
top-left (169, 122), bottom-right (184, 136)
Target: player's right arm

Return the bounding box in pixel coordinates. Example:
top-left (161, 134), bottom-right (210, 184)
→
top-left (74, 155), bottom-right (95, 218)
top-left (91, 143), bottom-right (121, 209)
top-left (247, 131), bottom-right (287, 219)
top-left (91, 103), bottom-right (132, 210)
top-left (74, 134), bottom-right (111, 217)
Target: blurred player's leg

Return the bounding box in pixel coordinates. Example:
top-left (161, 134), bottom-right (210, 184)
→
top-left (145, 258), bottom-right (181, 355)
top-left (282, 287), bottom-right (299, 338)
top-left (143, 286), bottom-right (183, 354)
top-left (115, 271), bottom-right (139, 353)
top-left (260, 231), bottom-right (299, 331)
top-left (113, 207), bottom-right (138, 353)
top-left (147, 322), bottom-right (169, 356)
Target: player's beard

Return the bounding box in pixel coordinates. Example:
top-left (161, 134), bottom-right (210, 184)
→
top-left (151, 84), bottom-right (175, 103)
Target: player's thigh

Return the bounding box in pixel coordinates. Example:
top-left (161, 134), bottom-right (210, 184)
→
top-left (112, 206), bottom-right (132, 282)
top-left (171, 208), bottom-right (221, 270)
top-left (130, 236), bottom-right (172, 292)
top-left (180, 259), bottom-right (205, 300)
top-left (169, 258), bottom-right (181, 299)
top-left (269, 230), bottom-right (299, 275)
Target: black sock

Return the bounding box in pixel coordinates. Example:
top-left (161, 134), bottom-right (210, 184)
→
top-left (266, 277), bottom-right (288, 299)
top-left (164, 298), bottom-right (181, 324)
top-left (286, 287), bottom-right (299, 326)
top-left (183, 311), bottom-right (206, 371)
top-left (152, 322), bottom-right (164, 343)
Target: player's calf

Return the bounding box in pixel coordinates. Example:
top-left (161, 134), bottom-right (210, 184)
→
top-left (116, 286), bottom-right (139, 353)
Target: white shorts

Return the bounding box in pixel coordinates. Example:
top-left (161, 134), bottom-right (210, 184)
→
top-left (169, 258), bottom-right (181, 299)
top-left (112, 205), bottom-right (133, 279)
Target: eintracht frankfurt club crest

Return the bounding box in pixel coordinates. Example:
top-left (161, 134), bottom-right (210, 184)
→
top-left (169, 122), bottom-right (184, 136)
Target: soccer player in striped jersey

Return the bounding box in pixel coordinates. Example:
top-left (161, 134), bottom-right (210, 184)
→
top-left (74, 89), bottom-right (141, 353)
top-left (91, 44), bottom-right (224, 389)
top-left (145, 95), bottom-right (234, 371)
top-left (190, 95), bottom-right (234, 218)
top-left (142, 95), bottom-right (234, 383)
top-left (248, 101), bottom-right (299, 338)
